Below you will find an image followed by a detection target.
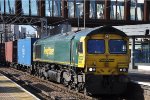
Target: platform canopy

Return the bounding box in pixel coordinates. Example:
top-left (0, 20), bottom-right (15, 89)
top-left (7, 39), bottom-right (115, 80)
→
top-left (113, 24), bottom-right (150, 37)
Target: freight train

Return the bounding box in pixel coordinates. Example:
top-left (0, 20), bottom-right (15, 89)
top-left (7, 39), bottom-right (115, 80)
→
top-left (2, 26), bottom-right (130, 95)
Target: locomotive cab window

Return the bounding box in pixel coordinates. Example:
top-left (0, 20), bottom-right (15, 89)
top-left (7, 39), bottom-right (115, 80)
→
top-left (78, 42), bottom-right (83, 53)
top-left (109, 40), bottom-right (127, 54)
top-left (87, 40), bottom-right (105, 54)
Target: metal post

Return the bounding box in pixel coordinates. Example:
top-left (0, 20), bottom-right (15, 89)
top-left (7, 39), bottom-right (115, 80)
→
top-left (4, 0), bottom-right (6, 15)
top-left (144, 0), bottom-right (149, 21)
top-left (84, 0), bottom-right (85, 29)
top-left (29, 0), bottom-right (31, 16)
top-left (124, 0), bottom-right (130, 21)
top-left (1, 32), bottom-right (2, 43)
top-left (104, 0), bottom-right (110, 20)
top-left (62, 0), bottom-right (68, 19)
top-left (40, 18), bottom-right (47, 38)
top-left (78, 15), bottom-right (79, 30)
top-left (131, 37), bottom-right (135, 69)
top-left (148, 39), bottom-right (150, 63)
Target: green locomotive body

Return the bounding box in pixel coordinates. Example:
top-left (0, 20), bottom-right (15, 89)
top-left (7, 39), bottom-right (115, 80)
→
top-left (33, 32), bottom-right (77, 65)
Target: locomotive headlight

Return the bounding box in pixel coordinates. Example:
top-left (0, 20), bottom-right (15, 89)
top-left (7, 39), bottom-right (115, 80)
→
top-left (119, 68), bottom-right (123, 72)
top-left (119, 68), bottom-right (128, 72)
top-left (88, 67), bottom-right (96, 72)
top-left (123, 68), bottom-right (127, 72)
top-left (89, 68), bottom-right (93, 71)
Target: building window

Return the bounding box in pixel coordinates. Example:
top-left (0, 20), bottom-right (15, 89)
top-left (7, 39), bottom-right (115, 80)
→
top-left (53, 0), bottom-right (61, 17)
top-left (97, 0), bottom-right (105, 19)
top-left (130, 0), bottom-right (144, 21)
top-left (46, 0), bottom-right (61, 17)
top-left (22, 0), bottom-right (29, 15)
top-left (54, 0), bottom-right (61, 17)
top-left (68, 0), bottom-right (75, 18)
top-left (110, 0), bottom-right (124, 20)
top-left (90, 0), bottom-right (96, 19)
top-left (75, 0), bottom-right (83, 18)
top-left (46, 0), bottom-right (53, 17)
top-left (5, 0), bottom-right (15, 14)
top-left (0, 0), bottom-right (4, 14)
top-left (90, 0), bottom-right (105, 19)
top-left (31, 0), bottom-right (38, 16)
top-left (137, 0), bottom-right (144, 20)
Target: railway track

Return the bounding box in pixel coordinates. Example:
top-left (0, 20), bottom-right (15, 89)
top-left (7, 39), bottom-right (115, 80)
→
top-left (0, 67), bottom-right (95, 100)
top-left (1, 67), bottom-right (149, 100)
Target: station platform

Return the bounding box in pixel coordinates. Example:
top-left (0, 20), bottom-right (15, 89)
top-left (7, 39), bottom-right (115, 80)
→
top-left (0, 73), bottom-right (39, 100)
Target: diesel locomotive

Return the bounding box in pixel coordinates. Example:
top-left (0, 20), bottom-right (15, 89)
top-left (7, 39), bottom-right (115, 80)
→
top-left (32, 26), bottom-right (130, 95)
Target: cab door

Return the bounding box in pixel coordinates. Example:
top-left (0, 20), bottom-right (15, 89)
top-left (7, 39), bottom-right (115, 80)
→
top-left (77, 37), bottom-right (86, 68)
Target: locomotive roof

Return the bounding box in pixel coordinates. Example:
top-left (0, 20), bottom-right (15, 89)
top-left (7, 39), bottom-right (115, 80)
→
top-left (35, 26), bottom-right (127, 44)
top-left (75, 26), bottom-right (127, 38)
top-left (35, 31), bottom-right (76, 44)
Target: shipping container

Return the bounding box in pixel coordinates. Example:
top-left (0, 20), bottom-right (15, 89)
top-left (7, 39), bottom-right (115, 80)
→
top-left (0, 43), bottom-right (5, 64)
top-left (17, 38), bottom-right (37, 67)
top-left (5, 41), bottom-right (17, 63)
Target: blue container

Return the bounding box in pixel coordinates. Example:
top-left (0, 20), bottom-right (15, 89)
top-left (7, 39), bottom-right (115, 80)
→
top-left (17, 38), bottom-right (37, 67)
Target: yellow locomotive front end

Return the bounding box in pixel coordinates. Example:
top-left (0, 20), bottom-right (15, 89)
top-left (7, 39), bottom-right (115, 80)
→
top-left (85, 34), bottom-right (130, 75)
top-left (80, 31), bottom-right (130, 94)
